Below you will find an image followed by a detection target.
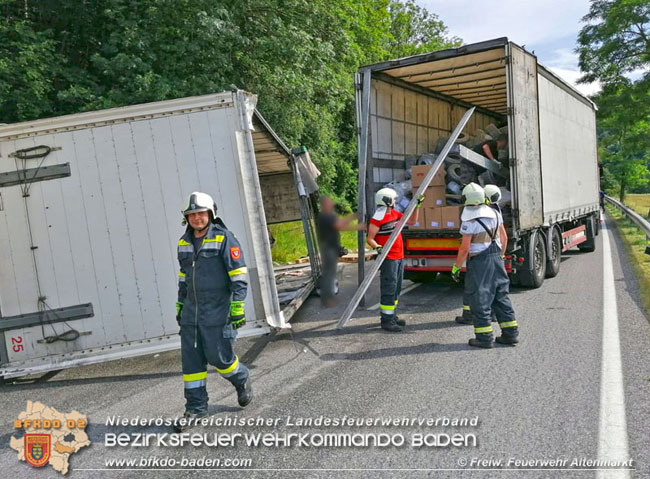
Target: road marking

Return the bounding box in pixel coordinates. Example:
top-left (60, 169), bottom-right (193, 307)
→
top-left (597, 220), bottom-right (630, 479)
top-left (367, 282), bottom-right (422, 310)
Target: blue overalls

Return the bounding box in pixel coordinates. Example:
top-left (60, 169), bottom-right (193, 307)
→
top-left (465, 218), bottom-right (518, 343)
top-left (177, 221), bottom-right (250, 414)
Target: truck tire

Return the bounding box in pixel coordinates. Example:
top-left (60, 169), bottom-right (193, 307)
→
top-left (518, 231), bottom-right (546, 288)
top-left (545, 227), bottom-right (562, 278)
top-left (578, 215), bottom-right (596, 253)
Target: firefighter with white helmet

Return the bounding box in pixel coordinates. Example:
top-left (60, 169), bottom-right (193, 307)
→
top-left (455, 184), bottom-right (502, 325)
top-left (451, 183), bottom-right (518, 348)
top-left (366, 187), bottom-right (424, 332)
top-left (175, 191), bottom-right (252, 430)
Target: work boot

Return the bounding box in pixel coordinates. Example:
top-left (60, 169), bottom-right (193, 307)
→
top-left (455, 315), bottom-right (473, 325)
top-left (174, 410), bottom-right (208, 433)
top-left (380, 320), bottom-right (403, 332)
top-left (468, 338), bottom-right (494, 349)
top-left (495, 335), bottom-right (519, 346)
top-left (394, 315), bottom-right (406, 327)
top-left (236, 378), bottom-right (253, 407)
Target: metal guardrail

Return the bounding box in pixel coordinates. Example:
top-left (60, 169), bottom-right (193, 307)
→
top-left (604, 195), bottom-right (650, 254)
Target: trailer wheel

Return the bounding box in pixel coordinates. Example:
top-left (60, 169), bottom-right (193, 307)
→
top-left (578, 216), bottom-right (597, 253)
top-left (545, 227), bottom-right (562, 278)
top-left (518, 232), bottom-right (546, 288)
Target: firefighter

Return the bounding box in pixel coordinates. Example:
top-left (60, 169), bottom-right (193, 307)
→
top-left (175, 192), bottom-right (252, 427)
top-left (366, 188), bottom-right (423, 332)
top-left (455, 184), bottom-right (502, 325)
top-left (451, 183), bottom-right (518, 348)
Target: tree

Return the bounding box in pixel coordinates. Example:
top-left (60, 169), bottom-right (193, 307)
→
top-left (0, 0), bottom-right (63, 121)
top-left (0, 0), bottom-right (460, 209)
top-left (577, 0), bottom-right (650, 84)
top-left (387, 0), bottom-right (461, 58)
top-left (594, 81), bottom-right (650, 200)
top-left (578, 0), bottom-right (650, 199)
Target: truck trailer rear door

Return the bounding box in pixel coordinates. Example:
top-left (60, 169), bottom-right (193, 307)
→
top-left (506, 43), bottom-right (543, 230)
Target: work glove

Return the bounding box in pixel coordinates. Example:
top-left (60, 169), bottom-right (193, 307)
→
top-left (451, 264), bottom-right (461, 283)
top-left (415, 194), bottom-right (425, 208)
top-left (176, 302), bottom-right (183, 325)
top-left (228, 301), bottom-right (246, 329)
top-left (374, 245), bottom-right (383, 258)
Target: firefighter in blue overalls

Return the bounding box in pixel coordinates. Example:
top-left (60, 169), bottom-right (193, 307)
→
top-left (451, 183), bottom-right (519, 348)
top-left (367, 187), bottom-right (423, 332)
top-left (175, 192), bottom-right (252, 426)
top-left (455, 184), bottom-right (502, 325)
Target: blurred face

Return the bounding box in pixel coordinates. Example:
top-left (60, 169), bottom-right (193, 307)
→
top-left (321, 197), bottom-right (334, 213)
top-left (187, 211), bottom-right (210, 233)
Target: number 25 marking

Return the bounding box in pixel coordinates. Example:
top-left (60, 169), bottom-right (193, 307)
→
top-left (11, 336), bottom-right (24, 353)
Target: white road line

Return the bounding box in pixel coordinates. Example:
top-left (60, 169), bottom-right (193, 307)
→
top-left (597, 219), bottom-right (631, 479)
top-left (367, 282), bottom-right (422, 310)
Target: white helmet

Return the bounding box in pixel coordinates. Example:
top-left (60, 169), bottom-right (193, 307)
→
top-left (461, 183), bottom-right (485, 206)
top-left (484, 184), bottom-right (501, 205)
top-left (182, 191), bottom-right (217, 220)
top-left (375, 188), bottom-right (398, 207)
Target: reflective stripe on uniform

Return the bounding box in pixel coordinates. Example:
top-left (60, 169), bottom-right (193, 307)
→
top-left (178, 271), bottom-right (186, 283)
top-left (499, 320), bottom-right (518, 328)
top-left (201, 237), bottom-right (223, 250)
top-left (463, 305), bottom-right (470, 311)
top-left (474, 326), bottom-right (493, 334)
top-left (204, 235), bottom-right (224, 243)
top-left (380, 304), bottom-right (395, 315)
top-left (178, 239), bottom-right (193, 254)
top-left (183, 371), bottom-right (207, 389)
top-left (394, 300), bottom-right (399, 306)
top-left (229, 267), bottom-right (248, 282)
top-left (217, 357), bottom-right (240, 378)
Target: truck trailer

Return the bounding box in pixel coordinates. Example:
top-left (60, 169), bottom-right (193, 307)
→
top-left (355, 38), bottom-right (600, 287)
top-left (0, 91), bottom-right (320, 380)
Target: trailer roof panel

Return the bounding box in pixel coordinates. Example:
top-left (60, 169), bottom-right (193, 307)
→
top-left (375, 45), bottom-right (509, 114)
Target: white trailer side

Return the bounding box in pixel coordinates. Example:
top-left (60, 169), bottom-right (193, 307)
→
top-left (0, 91), bottom-right (309, 379)
top-left (537, 66), bottom-right (599, 224)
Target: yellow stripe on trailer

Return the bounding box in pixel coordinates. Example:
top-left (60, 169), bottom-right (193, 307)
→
top-left (407, 238), bottom-right (461, 250)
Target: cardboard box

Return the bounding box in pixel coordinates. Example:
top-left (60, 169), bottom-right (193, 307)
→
top-left (441, 206), bottom-right (461, 229)
top-left (424, 207), bottom-right (442, 230)
top-left (411, 164), bottom-right (445, 188)
top-left (418, 186), bottom-right (446, 208)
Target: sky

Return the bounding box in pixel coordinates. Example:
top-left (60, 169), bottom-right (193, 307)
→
top-left (422, 0), bottom-right (601, 96)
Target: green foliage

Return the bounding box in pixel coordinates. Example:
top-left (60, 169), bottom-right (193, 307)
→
top-left (579, 1), bottom-right (650, 199)
top-left (269, 220), bottom-right (359, 264)
top-left (0, 0), bottom-right (459, 209)
top-left (387, 0), bottom-right (461, 58)
top-left (577, 0), bottom-right (650, 84)
top-left (595, 81), bottom-right (650, 200)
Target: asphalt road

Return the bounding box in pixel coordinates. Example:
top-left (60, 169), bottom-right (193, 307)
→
top-left (1, 214), bottom-right (649, 479)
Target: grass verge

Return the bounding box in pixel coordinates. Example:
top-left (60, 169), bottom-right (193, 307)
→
top-left (625, 193), bottom-right (650, 217)
top-left (605, 203), bottom-right (650, 316)
top-left (268, 220), bottom-right (359, 264)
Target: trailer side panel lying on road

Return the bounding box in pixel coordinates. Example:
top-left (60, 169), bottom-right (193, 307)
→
top-left (0, 92), bottom-right (315, 379)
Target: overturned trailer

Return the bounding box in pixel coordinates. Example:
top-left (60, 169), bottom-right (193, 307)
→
top-left (0, 91), bottom-right (319, 379)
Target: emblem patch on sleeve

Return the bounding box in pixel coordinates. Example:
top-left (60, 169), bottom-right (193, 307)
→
top-left (230, 246), bottom-right (241, 260)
